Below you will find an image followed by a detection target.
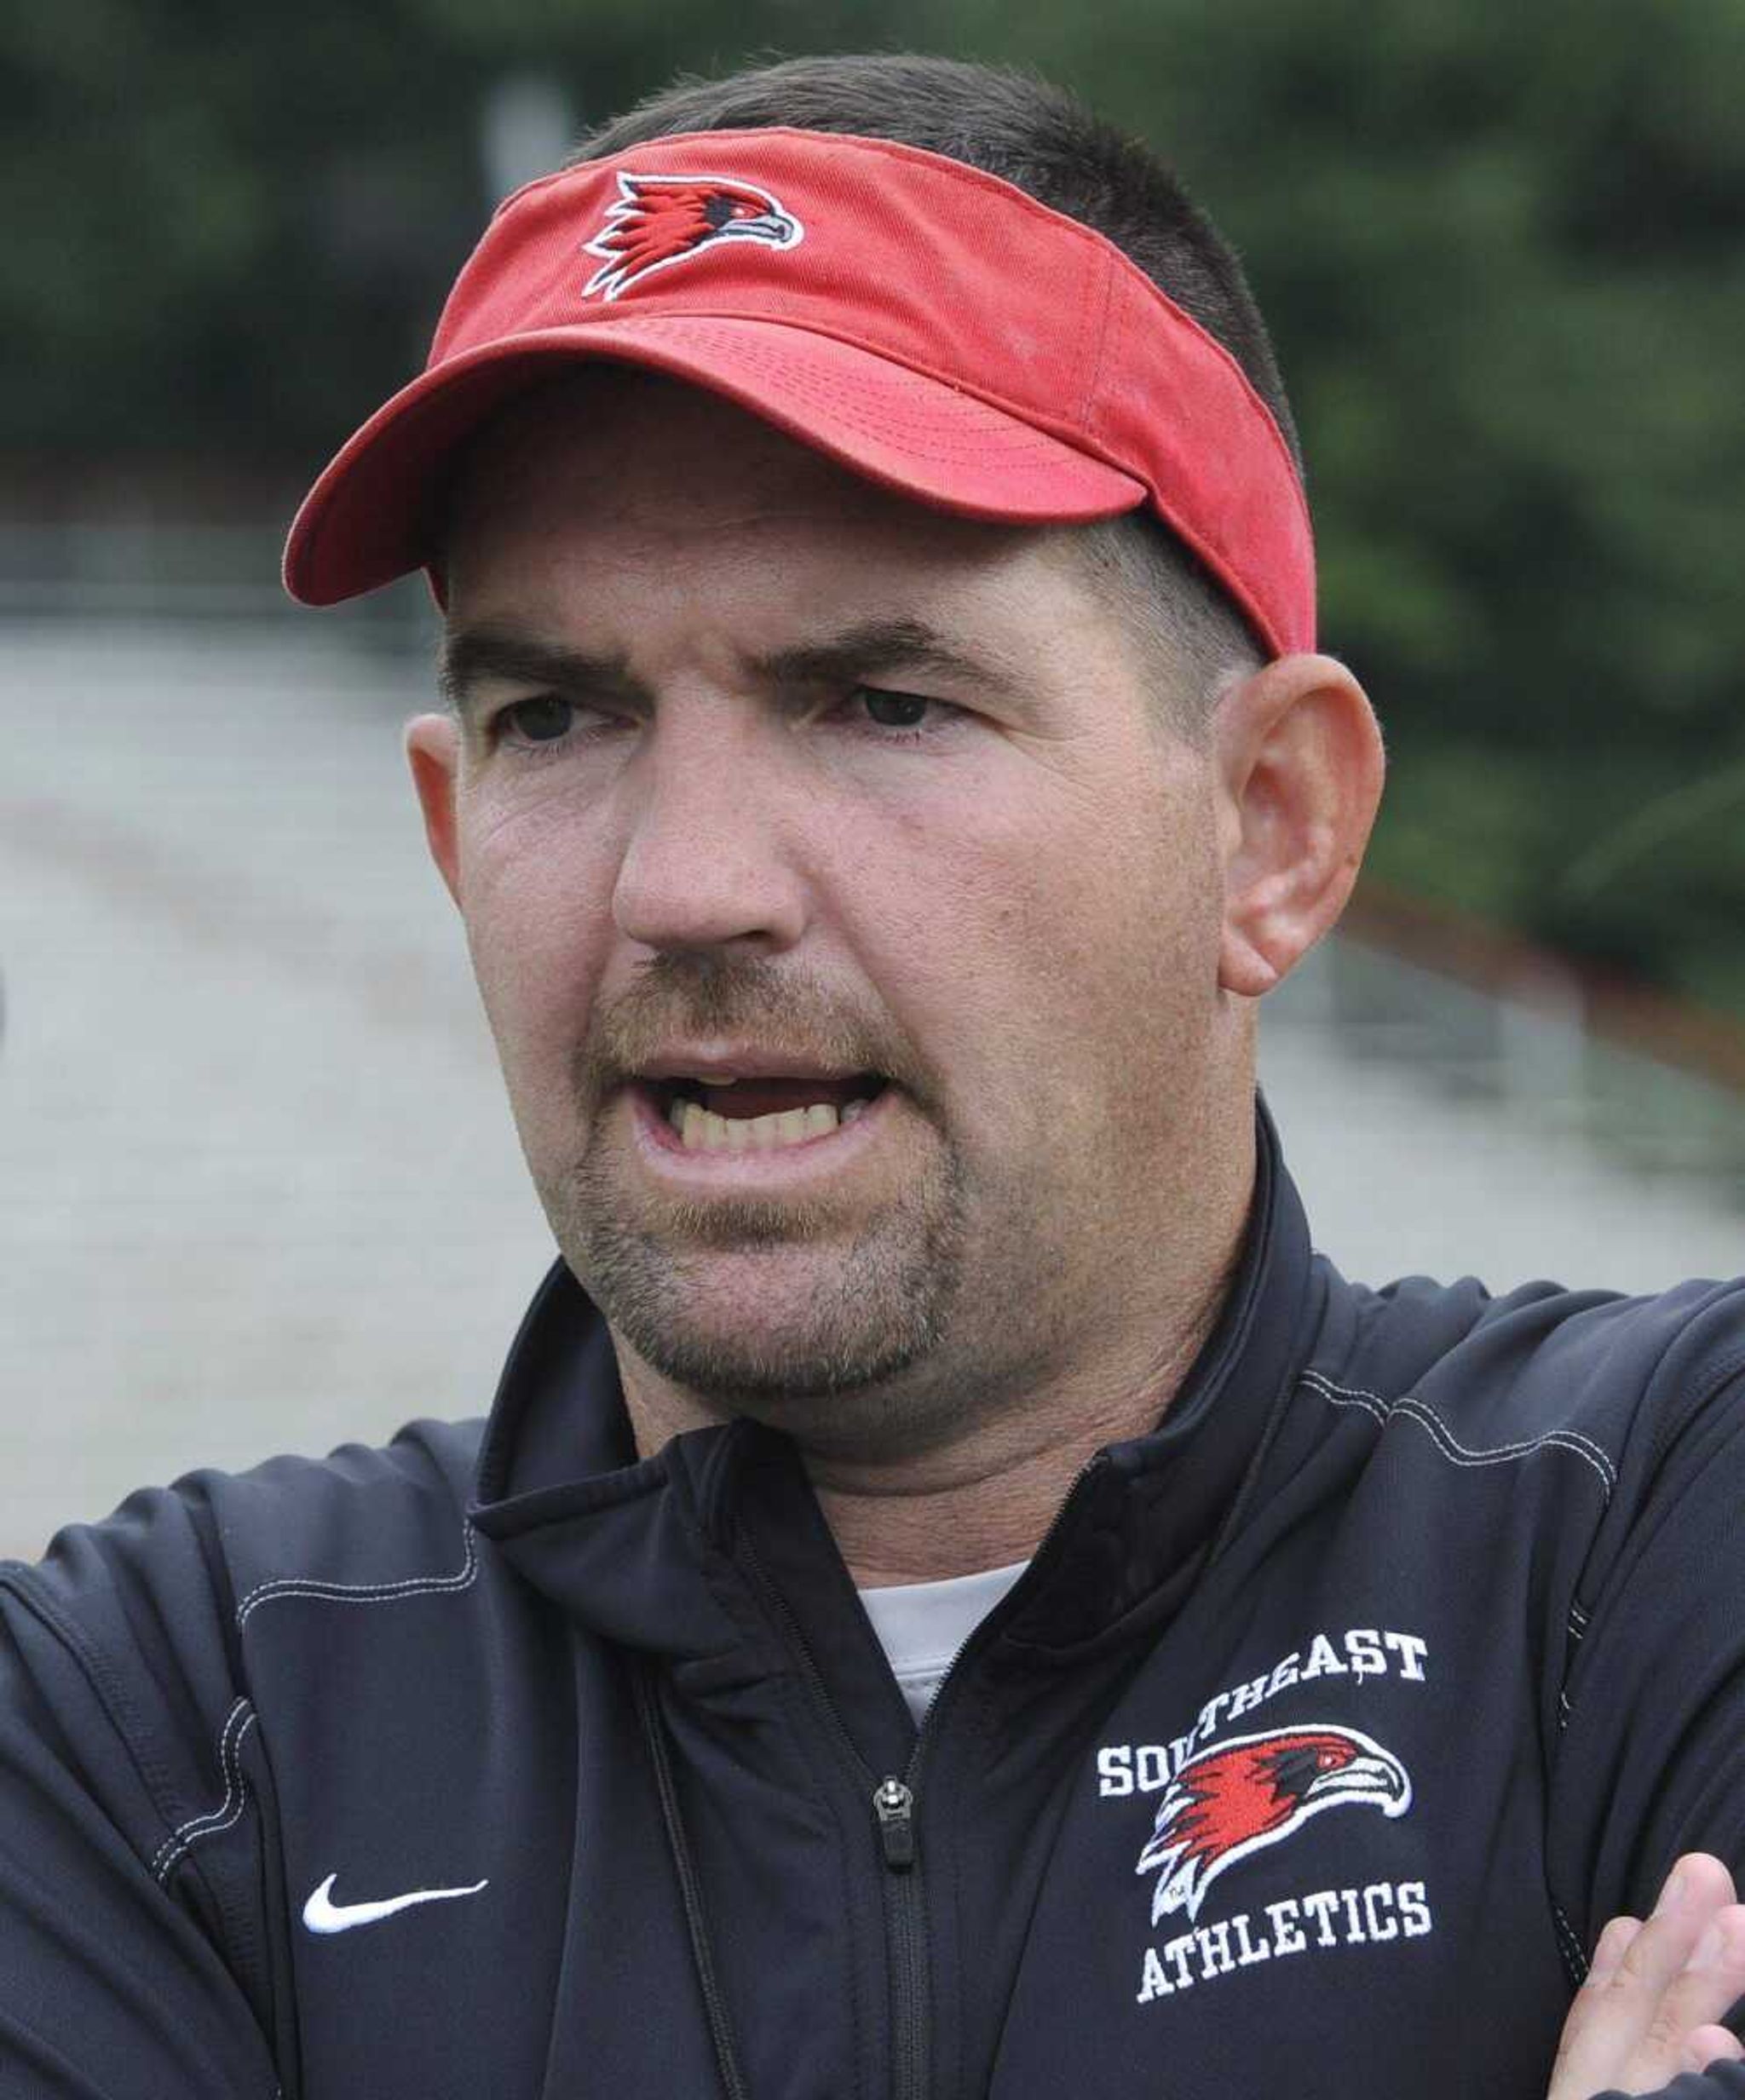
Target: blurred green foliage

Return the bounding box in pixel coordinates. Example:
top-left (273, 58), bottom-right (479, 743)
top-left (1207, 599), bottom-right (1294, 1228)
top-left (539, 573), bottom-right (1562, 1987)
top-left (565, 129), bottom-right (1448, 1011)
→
top-left (4, 1), bottom-right (1742, 1011)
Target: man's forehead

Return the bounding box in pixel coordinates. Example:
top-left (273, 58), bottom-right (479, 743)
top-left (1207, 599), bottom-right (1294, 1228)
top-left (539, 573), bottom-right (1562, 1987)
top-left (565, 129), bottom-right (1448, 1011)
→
top-left (448, 370), bottom-right (905, 530)
top-left (437, 388), bottom-right (1124, 706)
top-left (440, 369), bottom-right (1078, 601)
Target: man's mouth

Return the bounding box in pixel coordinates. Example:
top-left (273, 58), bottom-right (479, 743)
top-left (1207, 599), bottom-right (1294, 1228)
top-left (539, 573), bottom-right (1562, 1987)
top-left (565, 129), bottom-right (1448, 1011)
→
top-left (642, 1073), bottom-right (888, 1153)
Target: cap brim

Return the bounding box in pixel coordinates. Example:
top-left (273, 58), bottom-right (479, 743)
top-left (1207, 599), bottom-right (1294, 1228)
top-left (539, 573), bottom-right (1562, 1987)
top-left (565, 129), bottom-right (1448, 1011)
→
top-left (283, 315), bottom-right (1149, 606)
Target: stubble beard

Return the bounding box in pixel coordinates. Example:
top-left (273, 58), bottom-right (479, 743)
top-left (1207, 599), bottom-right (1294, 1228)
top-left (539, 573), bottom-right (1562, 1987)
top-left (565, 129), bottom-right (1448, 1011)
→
top-left (548, 1138), bottom-right (968, 1424)
top-left (523, 951), bottom-right (970, 1431)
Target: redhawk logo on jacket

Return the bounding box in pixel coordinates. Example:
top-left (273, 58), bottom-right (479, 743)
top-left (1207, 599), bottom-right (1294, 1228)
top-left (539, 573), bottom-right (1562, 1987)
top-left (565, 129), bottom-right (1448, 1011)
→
top-left (1099, 1631), bottom-right (1436, 2010)
top-left (1137, 1723), bottom-right (1412, 1924)
top-left (581, 172), bottom-right (804, 301)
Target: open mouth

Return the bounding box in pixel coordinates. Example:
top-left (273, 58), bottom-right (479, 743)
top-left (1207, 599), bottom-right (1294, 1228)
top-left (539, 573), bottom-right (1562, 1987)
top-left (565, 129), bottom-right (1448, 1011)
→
top-left (642, 1073), bottom-right (889, 1153)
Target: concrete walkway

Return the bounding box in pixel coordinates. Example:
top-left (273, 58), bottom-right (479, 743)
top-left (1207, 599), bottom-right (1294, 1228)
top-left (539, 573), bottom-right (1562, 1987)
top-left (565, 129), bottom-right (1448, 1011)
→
top-left (3, 617), bottom-right (1739, 1559)
top-left (1, 618), bottom-right (551, 1557)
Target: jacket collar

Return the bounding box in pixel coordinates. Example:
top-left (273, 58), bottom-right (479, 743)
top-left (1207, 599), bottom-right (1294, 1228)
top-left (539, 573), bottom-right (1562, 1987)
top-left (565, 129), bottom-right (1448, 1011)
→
top-left (469, 1097), bottom-right (1321, 1661)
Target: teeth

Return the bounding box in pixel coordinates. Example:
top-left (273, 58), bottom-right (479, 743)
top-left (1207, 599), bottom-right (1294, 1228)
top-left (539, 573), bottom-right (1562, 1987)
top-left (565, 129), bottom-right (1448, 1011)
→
top-left (665, 1097), bottom-right (882, 1153)
top-left (662, 1088), bottom-right (879, 1152)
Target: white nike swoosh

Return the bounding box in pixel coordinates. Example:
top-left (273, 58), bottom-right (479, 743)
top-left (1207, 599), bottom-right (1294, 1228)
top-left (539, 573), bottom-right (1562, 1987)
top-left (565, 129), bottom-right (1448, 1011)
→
top-left (302, 1871), bottom-right (489, 1935)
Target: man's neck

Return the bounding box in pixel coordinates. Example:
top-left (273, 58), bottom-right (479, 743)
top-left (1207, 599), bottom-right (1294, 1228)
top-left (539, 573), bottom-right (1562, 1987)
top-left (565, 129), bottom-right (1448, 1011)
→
top-left (807, 1297), bottom-right (1228, 1585)
top-left (615, 1229), bottom-right (1241, 1589)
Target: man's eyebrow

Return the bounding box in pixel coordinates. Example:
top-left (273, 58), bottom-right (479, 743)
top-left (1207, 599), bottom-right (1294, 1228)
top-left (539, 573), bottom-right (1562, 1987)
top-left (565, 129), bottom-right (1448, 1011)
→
top-left (438, 630), bottom-right (639, 722)
top-left (757, 618), bottom-right (1012, 696)
top-left (437, 616), bottom-right (1015, 722)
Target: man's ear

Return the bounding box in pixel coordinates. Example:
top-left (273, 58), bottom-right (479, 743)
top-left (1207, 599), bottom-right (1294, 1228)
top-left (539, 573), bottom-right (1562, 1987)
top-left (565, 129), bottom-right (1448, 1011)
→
top-left (405, 713), bottom-right (463, 908)
top-left (1212, 653), bottom-right (1384, 998)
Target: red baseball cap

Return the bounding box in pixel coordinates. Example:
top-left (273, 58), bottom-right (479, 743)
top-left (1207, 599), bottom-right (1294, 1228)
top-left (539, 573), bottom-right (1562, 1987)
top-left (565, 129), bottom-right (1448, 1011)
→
top-left (284, 127), bottom-right (1315, 658)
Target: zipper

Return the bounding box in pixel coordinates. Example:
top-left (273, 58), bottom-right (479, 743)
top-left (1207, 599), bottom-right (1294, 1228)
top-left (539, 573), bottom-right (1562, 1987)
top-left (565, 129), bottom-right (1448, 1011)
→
top-left (740, 1453), bottom-right (1110, 2100)
top-left (872, 1777), bottom-right (917, 1868)
top-left (741, 1535), bottom-right (936, 2100)
top-left (872, 1775), bottom-right (928, 2100)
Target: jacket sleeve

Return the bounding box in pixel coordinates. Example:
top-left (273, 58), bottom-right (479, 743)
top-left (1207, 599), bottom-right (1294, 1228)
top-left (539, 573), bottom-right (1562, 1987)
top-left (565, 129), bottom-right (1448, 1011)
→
top-left (0, 1496), bottom-right (285, 2097)
top-left (1545, 1288), bottom-right (1745, 2090)
top-left (1594, 2071), bottom-right (1745, 2099)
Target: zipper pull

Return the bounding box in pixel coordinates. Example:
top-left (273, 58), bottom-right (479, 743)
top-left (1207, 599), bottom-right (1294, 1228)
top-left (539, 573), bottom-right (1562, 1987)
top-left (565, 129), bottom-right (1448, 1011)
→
top-left (872, 1777), bottom-right (917, 1870)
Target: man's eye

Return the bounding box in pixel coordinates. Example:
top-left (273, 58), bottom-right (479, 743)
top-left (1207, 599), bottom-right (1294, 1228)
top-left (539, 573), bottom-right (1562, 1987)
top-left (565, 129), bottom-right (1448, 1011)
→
top-left (855, 687), bottom-right (934, 730)
top-left (500, 695), bottom-right (573, 744)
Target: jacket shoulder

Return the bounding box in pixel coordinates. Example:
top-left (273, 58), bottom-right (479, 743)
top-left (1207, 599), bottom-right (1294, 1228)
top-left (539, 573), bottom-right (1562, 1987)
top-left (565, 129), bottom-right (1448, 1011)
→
top-left (1313, 1262), bottom-right (1745, 1472)
top-left (13, 1416), bottom-right (485, 1634)
top-left (0, 1418), bottom-right (487, 1865)
top-left (203, 1415), bottom-right (487, 1625)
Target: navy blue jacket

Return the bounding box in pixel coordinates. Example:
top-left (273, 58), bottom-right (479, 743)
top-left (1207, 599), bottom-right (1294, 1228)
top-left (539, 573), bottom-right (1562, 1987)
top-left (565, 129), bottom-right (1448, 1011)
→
top-left (4, 1113), bottom-right (1745, 2097)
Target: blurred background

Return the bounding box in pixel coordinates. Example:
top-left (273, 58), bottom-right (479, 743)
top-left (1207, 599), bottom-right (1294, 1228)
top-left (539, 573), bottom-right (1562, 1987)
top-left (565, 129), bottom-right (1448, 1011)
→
top-left (3, 1), bottom-right (1742, 1555)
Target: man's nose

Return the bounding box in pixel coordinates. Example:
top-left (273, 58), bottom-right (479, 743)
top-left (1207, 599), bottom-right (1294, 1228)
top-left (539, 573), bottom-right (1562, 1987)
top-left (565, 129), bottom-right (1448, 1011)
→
top-left (610, 709), bottom-right (809, 955)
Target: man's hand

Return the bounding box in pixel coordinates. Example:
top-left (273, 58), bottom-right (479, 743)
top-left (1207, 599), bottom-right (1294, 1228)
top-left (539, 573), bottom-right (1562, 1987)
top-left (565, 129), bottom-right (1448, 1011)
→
top-left (1549, 1855), bottom-right (1745, 2099)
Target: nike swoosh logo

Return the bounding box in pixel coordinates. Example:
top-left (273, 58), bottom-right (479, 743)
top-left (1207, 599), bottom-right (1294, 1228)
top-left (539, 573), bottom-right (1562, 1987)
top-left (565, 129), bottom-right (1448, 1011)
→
top-left (302, 1871), bottom-right (489, 1935)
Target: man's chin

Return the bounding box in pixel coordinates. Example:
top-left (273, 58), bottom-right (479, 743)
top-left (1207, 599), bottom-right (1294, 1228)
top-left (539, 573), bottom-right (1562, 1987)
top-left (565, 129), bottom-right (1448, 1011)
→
top-left (554, 1180), bottom-right (959, 1406)
top-left (590, 1237), bottom-right (944, 1405)
top-left (542, 1119), bottom-right (967, 1411)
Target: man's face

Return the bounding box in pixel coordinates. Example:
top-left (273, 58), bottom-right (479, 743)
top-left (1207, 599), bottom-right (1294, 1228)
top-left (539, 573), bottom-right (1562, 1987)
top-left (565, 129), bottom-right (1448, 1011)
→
top-left (418, 374), bottom-right (1243, 1458)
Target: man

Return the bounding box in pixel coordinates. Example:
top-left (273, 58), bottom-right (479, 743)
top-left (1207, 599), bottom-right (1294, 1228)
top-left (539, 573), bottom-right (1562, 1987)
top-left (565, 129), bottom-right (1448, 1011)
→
top-left (3, 51), bottom-right (1743, 2099)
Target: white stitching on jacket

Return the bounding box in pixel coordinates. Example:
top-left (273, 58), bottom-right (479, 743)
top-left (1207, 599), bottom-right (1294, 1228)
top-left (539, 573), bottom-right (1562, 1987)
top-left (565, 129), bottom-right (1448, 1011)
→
top-left (1551, 1899), bottom-right (1590, 1983)
top-left (1303, 1369), bottom-right (1618, 1486)
top-left (1300, 1370), bottom-right (1617, 1502)
top-left (174, 1523), bottom-right (479, 1892)
top-left (234, 1520), bottom-right (478, 1631)
top-left (1304, 1371), bottom-right (1621, 1993)
top-left (152, 1699), bottom-right (257, 1883)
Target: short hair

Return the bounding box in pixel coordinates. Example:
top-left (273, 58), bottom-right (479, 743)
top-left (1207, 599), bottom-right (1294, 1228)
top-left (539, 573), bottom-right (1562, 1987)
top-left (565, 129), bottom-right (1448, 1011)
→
top-left (574, 55), bottom-right (1300, 715)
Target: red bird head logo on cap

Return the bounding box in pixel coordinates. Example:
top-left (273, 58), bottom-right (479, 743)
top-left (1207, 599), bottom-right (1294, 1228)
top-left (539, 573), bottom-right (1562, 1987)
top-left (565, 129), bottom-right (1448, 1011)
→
top-left (1137, 1724), bottom-right (1411, 1925)
top-left (581, 171), bottom-right (804, 302)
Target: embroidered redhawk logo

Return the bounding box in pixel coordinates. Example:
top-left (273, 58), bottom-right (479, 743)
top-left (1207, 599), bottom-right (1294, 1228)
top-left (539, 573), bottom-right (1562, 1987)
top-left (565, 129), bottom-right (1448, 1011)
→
top-left (1137, 1724), bottom-right (1411, 1924)
top-left (581, 172), bottom-right (804, 302)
